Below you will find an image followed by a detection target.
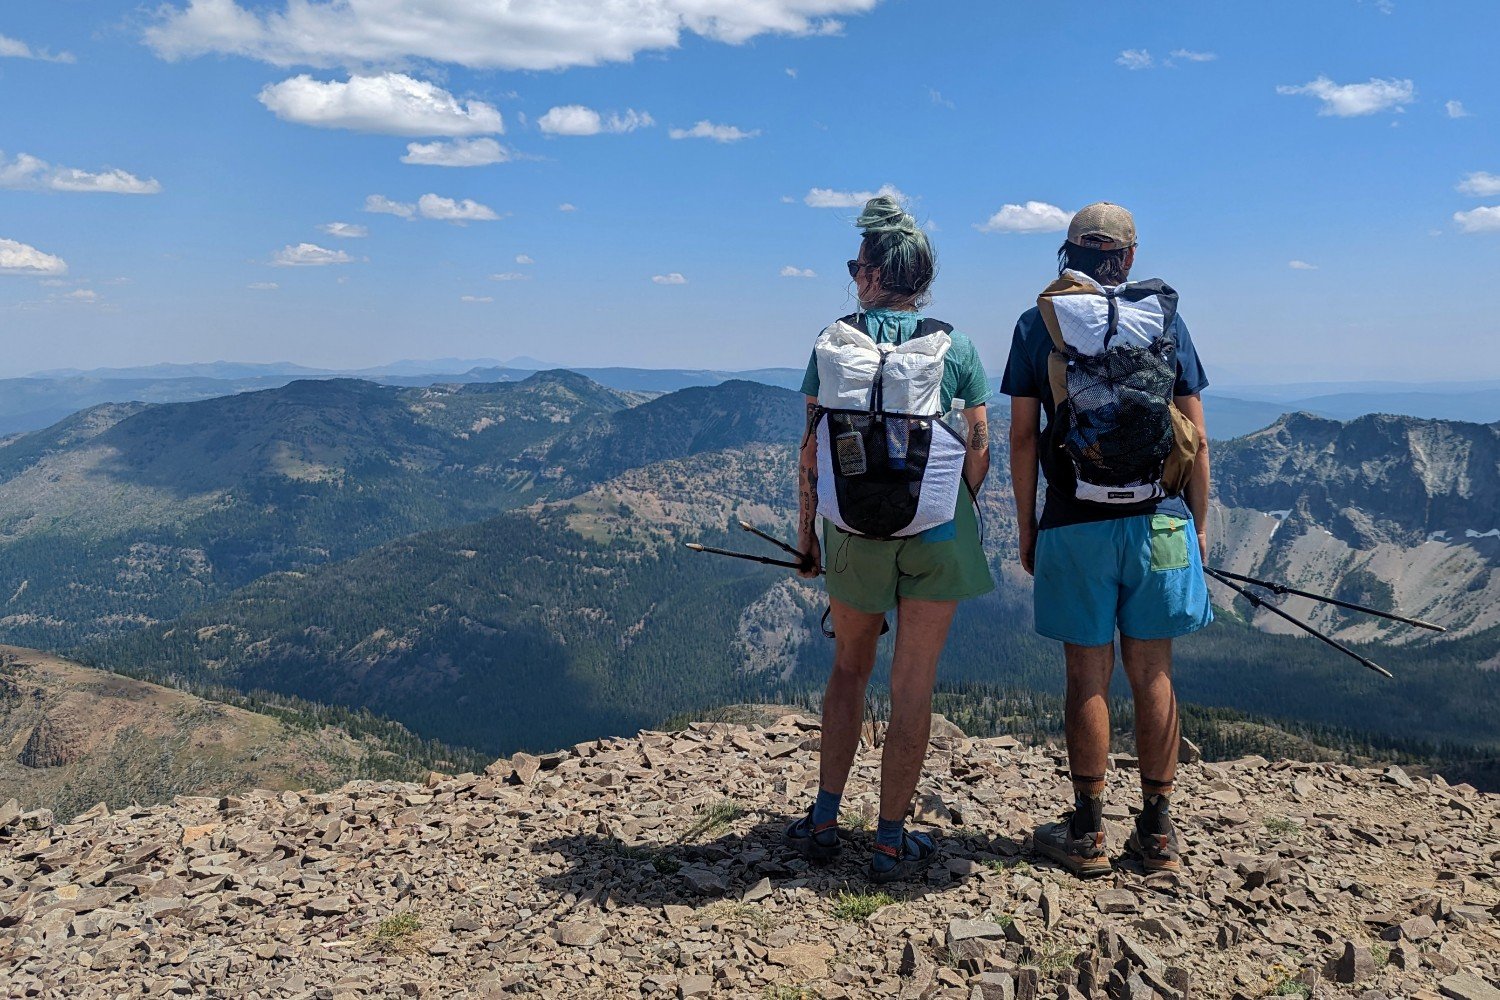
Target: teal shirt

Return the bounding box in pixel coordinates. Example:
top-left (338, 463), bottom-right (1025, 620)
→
top-left (799, 308), bottom-right (991, 413)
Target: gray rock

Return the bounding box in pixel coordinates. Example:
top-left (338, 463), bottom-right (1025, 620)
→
top-left (1177, 736), bottom-right (1202, 764)
top-left (1335, 942), bottom-right (1376, 984)
top-left (1440, 973), bottom-right (1500, 1000)
top-left (1382, 765), bottom-right (1416, 790)
top-left (552, 921), bottom-right (606, 947)
top-left (947, 919), bottom-right (1010, 945)
top-left (678, 974), bottom-right (713, 998)
top-left (742, 876), bottom-right (773, 902)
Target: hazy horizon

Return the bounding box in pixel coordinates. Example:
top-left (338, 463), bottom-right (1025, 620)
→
top-left (3, 1), bottom-right (1498, 382)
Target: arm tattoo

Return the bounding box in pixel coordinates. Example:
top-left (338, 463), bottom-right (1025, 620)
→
top-left (799, 464), bottom-right (817, 539)
top-left (969, 420), bottom-right (989, 452)
top-left (799, 402), bottom-right (819, 539)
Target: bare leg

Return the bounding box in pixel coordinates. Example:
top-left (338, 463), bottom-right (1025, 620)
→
top-left (1119, 635), bottom-right (1178, 788)
top-left (818, 598), bottom-right (885, 796)
top-left (879, 598), bottom-right (958, 821)
top-left (1064, 641), bottom-right (1116, 792)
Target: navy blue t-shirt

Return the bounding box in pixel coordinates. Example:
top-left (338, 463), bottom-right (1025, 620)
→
top-left (999, 305), bottom-right (1209, 530)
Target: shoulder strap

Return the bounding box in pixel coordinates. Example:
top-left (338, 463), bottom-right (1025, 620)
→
top-left (837, 312), bottom-right (870, 335)
top-left (914, 318), bottom-right (954, 339)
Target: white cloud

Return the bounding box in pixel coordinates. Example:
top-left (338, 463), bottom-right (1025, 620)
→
top-left (1288, 260), bottom-right (1318, 270)
top-left (804, 183), bottom-right (906, 208)
top-left (460, 295), bottom-right (493, 303)
top-left (145, 0), bottom-right (880, 71)
top-left (271, 243), bottom-right (354, 266)
top-left (0, 33), bottom-right (75, 63)
top-left (538, 105), bottom-right (653, 136)
top-left (780, 265), bottom-right (817, 278)
top-left (785, 68), bottom-right (798, 78)
top-left (975, 201), bottom-right (1071, 234)
top-left (1170, 49), bottom-right (1216, 63)
top-left (1458, 172), bottom-right (1500, 197)
top-left (364, 194), bottom-right (416, 218)
top-left (0, 152), bottom-right (161, 194)
top-left (366, 193), bottom-right (503, 226)
top-left (515, 254), bottom-right (534, 265)
top-left (401, 137), bottom-right (511, 166)
top-left (65, 289), bottom-right (99, 302)
top-left (927, 88), bottom-right (954, 109)
top-left (319, 221), bottom-right (368, 238)
top-left (489, 272), bottom-right (530, 282)
top-left (558, 203), bottom-right (577, 212)
top-left (258, 73), bottom-right (503, 136)
top-left (1116, 49), bottom-right (1152, 70)
top-left (1446, 100), bottom-right (1471, 119)
top-left (651, 272), bottom-right (687, 285)
top-left (248, 281), bottom-right (279, 290)
top-left (0, 238), bottom-right (68, 276)
top-left (1454, 207), bottom-right (1500, 233)
top-left (1276, 76), bottom-right (1414, 117)
top-left (668, 120), bottom-right (759, 142)
top-left (416, 193), bottom-right (498, 224)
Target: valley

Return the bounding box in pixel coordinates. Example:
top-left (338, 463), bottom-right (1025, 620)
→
top-left (0, 373), bottom-right (1495, 772)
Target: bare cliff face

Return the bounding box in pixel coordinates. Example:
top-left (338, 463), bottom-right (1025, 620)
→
top-left (1211, 413), bottom-right (1500, 644)
top-left (1214, 413), bottom-right (1500, 546)
top-left (2, 714), bottom-right (1497, 999)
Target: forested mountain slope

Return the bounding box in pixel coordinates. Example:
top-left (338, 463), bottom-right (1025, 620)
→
top-left (0, 372), bottom-right (647, 647)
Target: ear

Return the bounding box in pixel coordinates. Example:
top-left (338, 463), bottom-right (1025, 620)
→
top-left (1124, 246), bottom-right (1136, 273)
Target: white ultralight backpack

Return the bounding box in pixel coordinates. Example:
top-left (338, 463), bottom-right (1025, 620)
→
top-left (810, 314), bottom-right (966, 539)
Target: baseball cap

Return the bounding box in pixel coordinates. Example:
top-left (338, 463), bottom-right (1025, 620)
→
top-left (1067, 202), bottom-right (1136, 251)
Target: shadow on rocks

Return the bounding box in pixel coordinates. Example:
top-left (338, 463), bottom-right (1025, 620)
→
top-left (530, 809), bottom-right (1030, 912)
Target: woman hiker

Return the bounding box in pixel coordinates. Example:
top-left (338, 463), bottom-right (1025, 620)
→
top-left (784, 195), bottom-right (994, 881)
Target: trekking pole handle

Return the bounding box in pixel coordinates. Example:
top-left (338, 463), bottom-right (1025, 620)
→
top-left (685, 542), bottom-right (822, 574)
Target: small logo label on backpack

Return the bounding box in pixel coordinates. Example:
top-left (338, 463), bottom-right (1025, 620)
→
top-left (1108, 491), bottom-right (1134, 499)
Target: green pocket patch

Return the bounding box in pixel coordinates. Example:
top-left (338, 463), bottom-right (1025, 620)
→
top-left (1149, 514), bottom-right (1190, 572)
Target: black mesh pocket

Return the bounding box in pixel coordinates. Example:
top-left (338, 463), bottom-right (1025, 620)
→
top-left (825, 412), bottom-right (934, 538)
top-left (1061, 341), bottom-right (1176, 487)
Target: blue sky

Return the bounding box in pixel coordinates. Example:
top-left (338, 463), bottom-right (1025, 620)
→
top-left (1, 0), bottom-right (1497, 383)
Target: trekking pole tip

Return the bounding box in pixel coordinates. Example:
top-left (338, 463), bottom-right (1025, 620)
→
top-left (684, 543), bottom-right (704, 551)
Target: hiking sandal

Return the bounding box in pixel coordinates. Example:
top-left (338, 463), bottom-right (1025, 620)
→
top-left (784, 808), bottom-right (842, 862)
top-left (867, 829), bottom-right (938, 884)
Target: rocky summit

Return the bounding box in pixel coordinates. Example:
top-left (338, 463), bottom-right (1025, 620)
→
top-left (2, 715), bottom-right (1497, 1000)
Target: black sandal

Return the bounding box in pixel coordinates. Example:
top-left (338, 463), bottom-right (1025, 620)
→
top-left (868, 829), bottom-right (938, 883)
top-left (783, 807), bottom-right (842, 862)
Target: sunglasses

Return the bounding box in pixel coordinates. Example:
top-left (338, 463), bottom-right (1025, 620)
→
top-left (846, 259), bottom-right (878, 279)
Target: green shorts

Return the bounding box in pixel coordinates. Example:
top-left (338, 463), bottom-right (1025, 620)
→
top-left (822, 489), bottom-right (995, 613)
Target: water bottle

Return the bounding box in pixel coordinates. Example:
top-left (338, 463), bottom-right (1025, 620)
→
top-left (945, 397), bottom-right (968, 441)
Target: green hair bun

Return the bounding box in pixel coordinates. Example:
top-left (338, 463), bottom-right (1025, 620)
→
top-left (856, 195), bottom-right (920, 237)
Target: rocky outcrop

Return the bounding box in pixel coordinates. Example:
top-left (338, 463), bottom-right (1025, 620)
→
top-left (3, 716), bottom-right (1496, 998)
top-left (16, 714), bottom-right (85, 768)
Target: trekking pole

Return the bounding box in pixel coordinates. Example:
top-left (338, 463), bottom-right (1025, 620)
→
top-left (1204, 568), bottom-right (1394, 679)
top-left (738, 519), bottom-right (809, 561)
top-left (1207, 567), bottom-right (1445, 632)
top-left (684, 543), bottom-right (820, 574)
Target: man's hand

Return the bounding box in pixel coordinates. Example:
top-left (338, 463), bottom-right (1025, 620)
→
top-left (1196, 526), bottom-right (1209, 564)
top-left (1019, 519), bottom-right (1037, 576)
top-left (798, 534), bottom-right (822, 579)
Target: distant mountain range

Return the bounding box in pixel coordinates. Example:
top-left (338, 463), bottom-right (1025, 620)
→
top-left (7, 359), bottom-right (1498, 438)
top-left (0, 372), bottom-right (1492, 760)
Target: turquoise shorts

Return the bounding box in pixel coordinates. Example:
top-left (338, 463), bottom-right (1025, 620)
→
top-left (1033, 513), bottom-right (1213, 646)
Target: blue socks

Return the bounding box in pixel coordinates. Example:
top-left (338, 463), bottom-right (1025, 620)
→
top-left (812, 787), bottom-right (842, 828)
top-left (875, 815), bottom-right (905, 853)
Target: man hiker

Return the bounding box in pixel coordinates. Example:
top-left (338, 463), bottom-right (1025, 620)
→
top-left (1000, 202), bottom-right (1212, 877)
